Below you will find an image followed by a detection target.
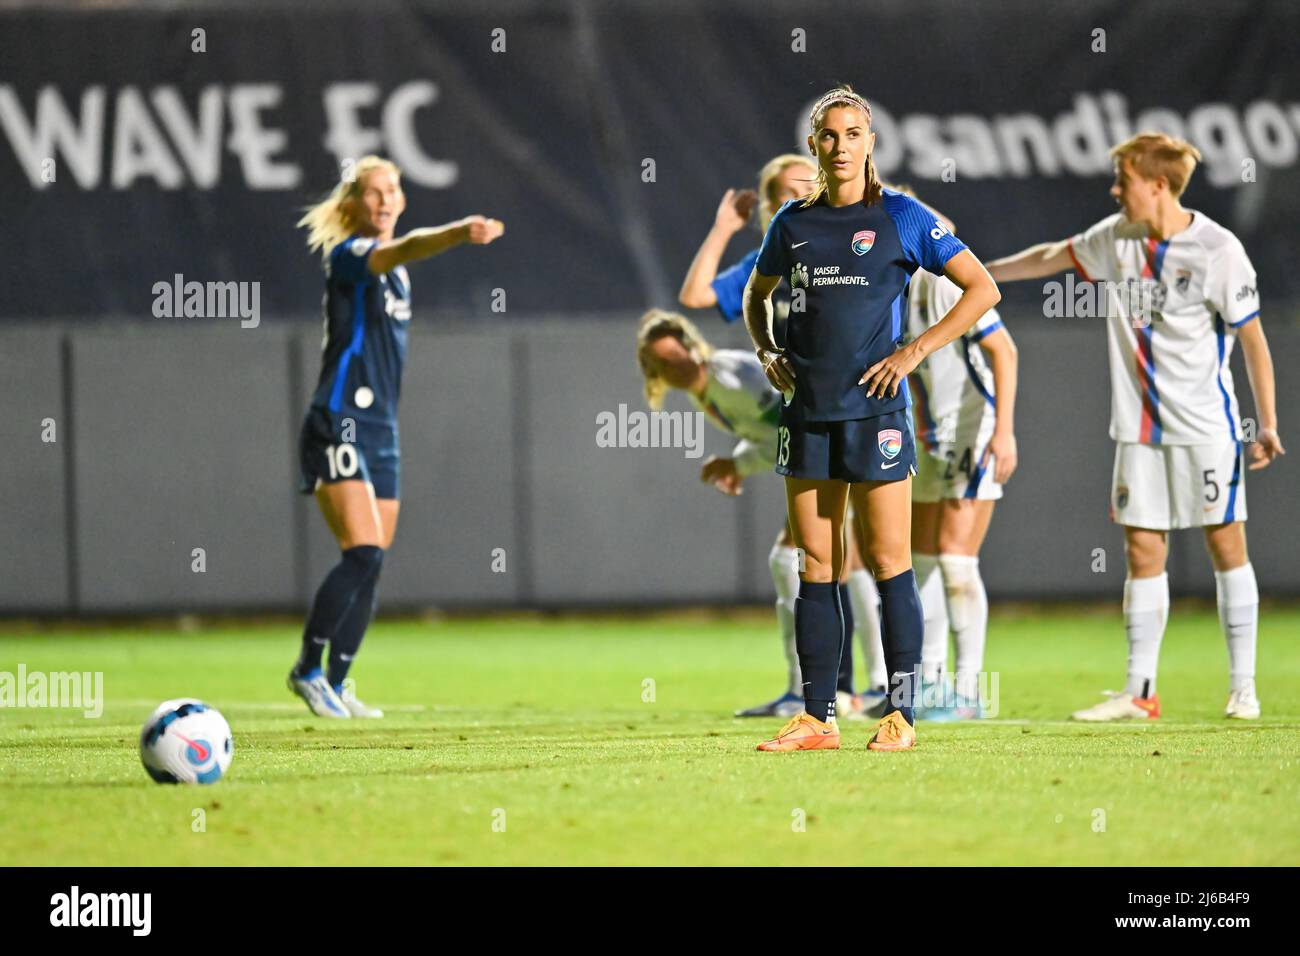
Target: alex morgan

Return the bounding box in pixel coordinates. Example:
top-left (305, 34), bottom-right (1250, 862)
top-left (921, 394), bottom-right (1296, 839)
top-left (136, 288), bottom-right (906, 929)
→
top-left (743, 87), bottom-right (1000, 752)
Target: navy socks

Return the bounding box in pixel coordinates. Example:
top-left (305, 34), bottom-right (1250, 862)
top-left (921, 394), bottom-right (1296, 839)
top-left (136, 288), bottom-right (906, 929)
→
top-left (328, 573), bottom-right (380, 689)
top-left (876, 569), bottom-right (924, 725)
top-left (796, 581), bottom-right (844, 722)
top-left (296, 545), bottom-right (385, 677)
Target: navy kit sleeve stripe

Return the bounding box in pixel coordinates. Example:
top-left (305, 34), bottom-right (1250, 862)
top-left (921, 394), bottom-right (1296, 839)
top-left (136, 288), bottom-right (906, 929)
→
top-left (883, 191), bottom-right (967, 275)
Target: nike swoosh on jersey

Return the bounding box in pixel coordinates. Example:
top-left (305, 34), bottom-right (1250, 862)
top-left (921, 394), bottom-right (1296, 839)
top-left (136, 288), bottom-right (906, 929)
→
top-left (881, 461), bottom-right (901, 469)
top-left (792, 241), bottom-right (809, 248)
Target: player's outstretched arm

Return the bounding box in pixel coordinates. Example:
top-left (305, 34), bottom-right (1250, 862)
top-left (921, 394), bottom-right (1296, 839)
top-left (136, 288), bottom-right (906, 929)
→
top-left (861, 249), bottom-right (1001, 399)
top-left (979, 327), bottom-right (1019, 484)
top-left (679, 189), bottom-right (757, 308)
top-left (743, 269), bottom-right (794, 392)
top-left (368, 215), bottom-right (504, 274)
top-left (1236, 318), bottom-right (1286, 469)
top-left (986, 239), bottom-right (1074, 283)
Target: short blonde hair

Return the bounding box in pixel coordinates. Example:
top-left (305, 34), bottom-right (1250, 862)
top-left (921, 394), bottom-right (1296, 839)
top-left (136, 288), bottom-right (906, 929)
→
top-left (635, 309), bottom-right (714, 410)
top-left (757, 153), bottom-right (817, 226)
top-left (297, 155), bottom-right (402, 256)
top-left (1110, 133), bottom-right (1202, 197)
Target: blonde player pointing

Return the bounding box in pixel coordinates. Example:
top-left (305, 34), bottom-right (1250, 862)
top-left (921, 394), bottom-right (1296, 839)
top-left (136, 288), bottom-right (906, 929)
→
top-left (988, 133), bottom-right (1284, 721)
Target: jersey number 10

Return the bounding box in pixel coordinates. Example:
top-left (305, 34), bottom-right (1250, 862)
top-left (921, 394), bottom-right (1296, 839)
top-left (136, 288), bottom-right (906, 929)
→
top-left (325, 443), bottom-right (359, 480)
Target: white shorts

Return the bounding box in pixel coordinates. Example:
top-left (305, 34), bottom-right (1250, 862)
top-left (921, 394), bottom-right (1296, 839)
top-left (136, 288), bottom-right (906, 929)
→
top-left (912, 412), bottom-right (1003, 503)
top-left (1111, 440), bottom-right (1246, 530)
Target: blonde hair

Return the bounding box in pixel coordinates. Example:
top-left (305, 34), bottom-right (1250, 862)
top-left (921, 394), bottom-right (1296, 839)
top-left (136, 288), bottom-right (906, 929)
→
top-left (758, 153), bottom-right (818, 226)
top-left (1110, 133), bottom-right (1202, 198)
top-left (802, 85), bottom-right (883, 209)
top-left (636, 309), bottom-right (714, 410)
top-left (297, 155), bottom-right (402, 256)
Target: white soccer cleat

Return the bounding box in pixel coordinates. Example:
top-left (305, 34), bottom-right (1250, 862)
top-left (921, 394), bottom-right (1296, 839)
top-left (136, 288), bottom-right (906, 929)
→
top-left (836, 690), bottom-right (859, 721)
top-left (287, 668), bottom-right (351, 718)
top-left (338, 691), bottom-right (384, 719)
top-left (1070, 690), bottom-right (1160, 722)
top-left (844, 688), bottom-right (889, 722)
top-left (1225, 682), bottom-right (1260, 720)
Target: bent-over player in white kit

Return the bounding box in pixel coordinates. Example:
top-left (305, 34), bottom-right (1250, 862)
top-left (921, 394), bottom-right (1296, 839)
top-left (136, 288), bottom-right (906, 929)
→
top-left (636, 309), bottom-right (802, 713)
top-left (988, 133), bottom-right (1284, 721)
top-left (907, 250), bottom-right (1018, 720)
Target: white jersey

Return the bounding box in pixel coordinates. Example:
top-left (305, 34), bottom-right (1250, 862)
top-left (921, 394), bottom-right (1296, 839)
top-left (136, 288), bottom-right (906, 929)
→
top-left (688, 349), bottom-right (782, 476)
top-left (1068, 210), bottom-right (1260, 445)
top-left (906, 270), bottom-right (1004, 452)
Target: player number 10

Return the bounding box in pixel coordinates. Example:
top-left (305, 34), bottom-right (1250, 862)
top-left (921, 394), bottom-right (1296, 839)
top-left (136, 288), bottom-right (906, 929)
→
top-left (326, 443), bottom-right (359, 479)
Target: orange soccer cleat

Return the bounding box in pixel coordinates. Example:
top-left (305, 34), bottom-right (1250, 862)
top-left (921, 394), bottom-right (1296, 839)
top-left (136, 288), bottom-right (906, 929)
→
top-left (867, 710), bottom-right (917, 751)
top-left (756, 712), bottom-right (841, 752)
top-left (1070, 691), bottom-right (1161, 722)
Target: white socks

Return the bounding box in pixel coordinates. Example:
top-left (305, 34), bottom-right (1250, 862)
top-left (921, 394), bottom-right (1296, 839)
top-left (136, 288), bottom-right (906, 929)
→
top-left (769, 544), bottom-right (803, 695)
top-left (1215, 562), bottom-right (1258, 692)
top-left (915, 553), bottom-right (948, 685)
top-left (1123, 573), bottom-right (1169, 699)
top-left (939, 554), bottom-right (988, 702)
top-left (846, 568), bottom-right (885, 690)
top-left (1119, 564), bottom-right (1257, 700)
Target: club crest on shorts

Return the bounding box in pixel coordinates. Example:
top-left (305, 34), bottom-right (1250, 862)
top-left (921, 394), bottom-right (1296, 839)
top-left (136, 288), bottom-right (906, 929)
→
top-left (877, 428), bottom-right (902, 460)
top-left (1116, 485), bottom-right (1129, 509)
top-left (851, 230), bottom-right (876, 255)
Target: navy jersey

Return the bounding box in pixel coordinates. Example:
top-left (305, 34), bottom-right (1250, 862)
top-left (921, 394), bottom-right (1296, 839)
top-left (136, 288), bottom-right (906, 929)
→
top-left (309, 234), bottom-right (412, 426)
top-left (756, 188), bottom-right (967, 422)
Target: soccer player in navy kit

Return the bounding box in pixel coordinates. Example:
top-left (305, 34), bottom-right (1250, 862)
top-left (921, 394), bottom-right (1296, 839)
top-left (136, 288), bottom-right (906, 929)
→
top-left (744, 87), bottom-right (1001, 752)
top-left (289, 155), bottom-right (503, 718)
top-left (677, 155), bottom-right (887, 719)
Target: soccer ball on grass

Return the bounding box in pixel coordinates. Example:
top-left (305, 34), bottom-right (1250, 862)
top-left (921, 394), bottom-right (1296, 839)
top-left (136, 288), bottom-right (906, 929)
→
top-left (139, 698), bottom-right (233, 784)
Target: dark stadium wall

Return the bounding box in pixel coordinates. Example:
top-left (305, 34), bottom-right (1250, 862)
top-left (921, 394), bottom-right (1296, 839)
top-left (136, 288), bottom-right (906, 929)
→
top-left (1, 318), bottom-right (1297, 614)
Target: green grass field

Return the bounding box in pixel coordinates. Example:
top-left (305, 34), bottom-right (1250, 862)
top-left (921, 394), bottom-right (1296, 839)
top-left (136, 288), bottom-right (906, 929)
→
top-left (2, 607), bottom-right (1297, 866)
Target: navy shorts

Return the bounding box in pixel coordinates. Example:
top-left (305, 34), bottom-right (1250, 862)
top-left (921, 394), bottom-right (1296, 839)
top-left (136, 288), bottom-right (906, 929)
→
top-left (775, 403), bottom-right (916, 483)
top-left (298, 407), bottom-right (401, 500)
